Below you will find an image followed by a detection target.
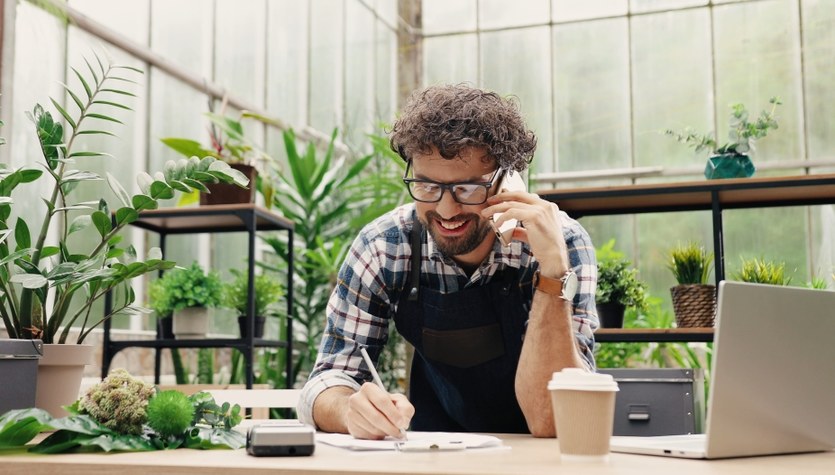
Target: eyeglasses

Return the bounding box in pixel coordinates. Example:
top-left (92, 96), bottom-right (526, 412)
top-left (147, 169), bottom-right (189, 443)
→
top-left (402, 161), bottom-right (502, 205)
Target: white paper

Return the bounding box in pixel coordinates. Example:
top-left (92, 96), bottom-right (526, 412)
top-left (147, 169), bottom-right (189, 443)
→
top-left (316, 431), bottom-right (504, 451)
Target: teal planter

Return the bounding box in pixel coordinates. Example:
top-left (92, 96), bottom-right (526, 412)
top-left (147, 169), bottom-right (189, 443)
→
top-left (704, 153), bottom-right (756, 180)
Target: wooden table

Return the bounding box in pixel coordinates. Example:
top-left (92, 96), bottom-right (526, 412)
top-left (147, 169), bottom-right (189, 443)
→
top-left (2, 434), bottom-right (833, 475)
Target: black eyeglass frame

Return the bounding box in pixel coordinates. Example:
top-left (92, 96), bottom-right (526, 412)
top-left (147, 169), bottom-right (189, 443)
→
top-left (401, 160), bottom-right (504, 205)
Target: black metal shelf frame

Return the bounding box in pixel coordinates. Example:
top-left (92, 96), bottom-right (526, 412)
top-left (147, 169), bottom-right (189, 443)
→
top-left (102, 204), bottom-right (295, 388)
top-left (539, 173), bottom-right (835, 343)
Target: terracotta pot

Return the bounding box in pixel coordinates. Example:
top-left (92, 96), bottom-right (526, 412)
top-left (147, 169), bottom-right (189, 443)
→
top-left (200, 163), bottom-right (258, 205)
top-left (36, 343), bottom-right (95, 417)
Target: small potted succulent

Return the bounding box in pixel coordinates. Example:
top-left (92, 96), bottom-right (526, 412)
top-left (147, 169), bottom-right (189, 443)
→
top-left (665, 97), bottom-right (781, 179)
top-left (668, 242), bottom-right (716, 327)
top-left (150, 262), bottom-right (223, 339)
top-left (595, 240), bottom-right (648, 328)
top-left (222, 269), bottom-right (284, 338)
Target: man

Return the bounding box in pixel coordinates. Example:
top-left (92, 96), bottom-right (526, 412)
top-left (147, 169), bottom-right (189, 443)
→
top-left (298, 84), bottom-right (597, 438)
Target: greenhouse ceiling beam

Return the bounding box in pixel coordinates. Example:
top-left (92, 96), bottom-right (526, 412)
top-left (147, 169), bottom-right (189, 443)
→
top-left (34, 0), bottom-right (350, 157)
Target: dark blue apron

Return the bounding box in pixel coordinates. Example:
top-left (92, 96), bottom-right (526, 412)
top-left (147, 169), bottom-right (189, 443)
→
top-left (393, 221), bottom-right (533, 433)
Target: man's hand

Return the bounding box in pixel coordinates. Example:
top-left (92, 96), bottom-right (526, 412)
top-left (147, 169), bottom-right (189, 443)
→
top-left (345, 383), bottom-right (414, 439)
top-left (483, 190), bottom-right (569, 275)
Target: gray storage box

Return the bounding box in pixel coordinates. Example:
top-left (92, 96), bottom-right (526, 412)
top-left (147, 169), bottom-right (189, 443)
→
top-left (0, 339), bottom-right (43, 415)
top-left (598, 368), bottom-right (705, 436)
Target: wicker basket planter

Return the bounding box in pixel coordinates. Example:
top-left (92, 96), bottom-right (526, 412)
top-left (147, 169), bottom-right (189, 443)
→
top-left (670, 284), bottom-right (716, 327)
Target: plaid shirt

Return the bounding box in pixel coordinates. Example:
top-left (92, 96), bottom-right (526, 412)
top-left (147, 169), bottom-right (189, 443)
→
top-left (297, 203), bottom-right (598, 426)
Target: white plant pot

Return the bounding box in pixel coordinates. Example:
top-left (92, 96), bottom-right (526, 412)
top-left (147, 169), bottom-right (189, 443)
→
top-left (36, 343), bottom-right (95, 417)
top-left (173, 307), bottom-right (210, 339)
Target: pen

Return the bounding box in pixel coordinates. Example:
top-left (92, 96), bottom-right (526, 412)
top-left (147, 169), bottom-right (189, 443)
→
top-left (360, 346), bottom-right (408, 440)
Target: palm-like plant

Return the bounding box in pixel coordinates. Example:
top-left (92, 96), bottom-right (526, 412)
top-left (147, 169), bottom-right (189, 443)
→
top-left (0, 53), bottom-right (247, 344)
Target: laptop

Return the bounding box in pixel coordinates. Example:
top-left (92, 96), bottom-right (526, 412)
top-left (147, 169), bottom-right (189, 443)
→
top-left (610, 281), bottom-right (835, 459)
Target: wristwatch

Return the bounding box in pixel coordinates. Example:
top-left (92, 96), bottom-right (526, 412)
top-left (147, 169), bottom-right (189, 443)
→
top-left (533, 269), bottom-right (578, 302)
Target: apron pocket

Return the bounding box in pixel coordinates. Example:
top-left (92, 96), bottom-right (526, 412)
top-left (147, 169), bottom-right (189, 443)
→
top-left (422, 323), bottom-right (505, 369)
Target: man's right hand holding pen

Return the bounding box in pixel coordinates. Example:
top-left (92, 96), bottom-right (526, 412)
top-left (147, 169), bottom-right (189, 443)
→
top-left (345, 347), bottom-right (412, 440)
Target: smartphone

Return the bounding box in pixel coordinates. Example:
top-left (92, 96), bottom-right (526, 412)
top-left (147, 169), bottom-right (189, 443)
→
top-left (489, 170), bottom-right (527, 247)
top-left (246, 420), bottom-right (316, 456)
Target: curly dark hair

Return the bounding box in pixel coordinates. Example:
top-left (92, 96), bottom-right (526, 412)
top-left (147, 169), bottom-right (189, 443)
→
top-left (389, 83), bottom-right (537, 172)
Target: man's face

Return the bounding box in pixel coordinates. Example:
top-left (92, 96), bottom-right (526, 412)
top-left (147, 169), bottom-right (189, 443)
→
top-left (408, 147), bottom-right (499, 260)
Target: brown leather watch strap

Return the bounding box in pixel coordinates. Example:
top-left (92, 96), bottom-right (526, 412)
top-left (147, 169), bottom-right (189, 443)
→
top-left (533, 270), bottom-right (564, 295)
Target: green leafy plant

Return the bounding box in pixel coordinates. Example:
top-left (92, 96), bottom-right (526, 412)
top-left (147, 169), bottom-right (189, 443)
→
top-left (149, 262), bottom-right (223, 313)
top-left (668, 242), bottom-right (713, 285)
top-left (256, 129), bottom-right (408, 388)
top-left (223, 269), bottom-right (284, 316)
top-left (0, 369), bottom-right (244, 453)
top-left (731, 257), bottom-right (792, 286)
top-left (595, 240), bottom-right (648, 311)
top-left (665, 97), bottom-right (782, 155)
top-left (0, 54), bottom-right (247, 344)
top-left (161, 110), bottom-right (277, 206)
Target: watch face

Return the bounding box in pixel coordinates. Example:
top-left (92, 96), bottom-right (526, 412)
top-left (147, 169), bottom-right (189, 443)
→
top-left (562, 271), bottom-right (579, 300)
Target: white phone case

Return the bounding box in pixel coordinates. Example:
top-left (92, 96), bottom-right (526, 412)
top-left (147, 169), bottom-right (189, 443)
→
top-left (491, 171), bottom-right (526, 246)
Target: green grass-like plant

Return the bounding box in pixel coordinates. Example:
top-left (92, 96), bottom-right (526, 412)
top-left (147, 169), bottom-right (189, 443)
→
top-left (222, 269), bottom-right (284, 317)
top-left (731, 257), bottom-right (791, 286)
top-left (668, 242), bottom-right (713, 285)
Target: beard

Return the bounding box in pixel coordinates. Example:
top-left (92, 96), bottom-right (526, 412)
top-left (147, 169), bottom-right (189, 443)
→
top-left (421, 210), bottom-right (492, 258)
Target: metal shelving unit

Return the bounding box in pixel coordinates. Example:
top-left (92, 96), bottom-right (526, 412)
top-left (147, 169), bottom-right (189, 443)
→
top-left (539, 173), bottom-right (835, 343)
top-left (102, 203), bottom-right (295, 388)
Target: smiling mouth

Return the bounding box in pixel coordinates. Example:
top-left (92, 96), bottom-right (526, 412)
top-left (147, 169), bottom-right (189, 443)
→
top-left (434, 218), bottom-right (470, 236)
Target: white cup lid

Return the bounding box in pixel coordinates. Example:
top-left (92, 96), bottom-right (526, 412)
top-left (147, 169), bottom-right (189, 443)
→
top-left (547, 368), bottom-right (619, 392)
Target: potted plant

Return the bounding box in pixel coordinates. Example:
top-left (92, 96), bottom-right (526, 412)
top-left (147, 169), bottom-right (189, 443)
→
top-left (0, 54), bottom-right (247, 416)
top-left (731, 257), bottom-right (792, 286)
top-left (222, 269), bottom-right (284, 339)
top-left (595, 240), bottom-right (648, 328)
top-left (161, 109), bottom-right (274, 206)
top-left (150, 262), bottom-right (223, 339)
top-left (665, 97), bottom-right (781, 179)
top-left (668, 242), bottom-right (716, 327)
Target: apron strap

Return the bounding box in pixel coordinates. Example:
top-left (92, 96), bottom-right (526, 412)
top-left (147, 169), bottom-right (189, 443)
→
top-left (408, 220), bottom-right (423, 302)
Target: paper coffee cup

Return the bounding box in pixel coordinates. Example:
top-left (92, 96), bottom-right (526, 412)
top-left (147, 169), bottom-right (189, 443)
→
top-left (548, 368), bottom-right (619, 462)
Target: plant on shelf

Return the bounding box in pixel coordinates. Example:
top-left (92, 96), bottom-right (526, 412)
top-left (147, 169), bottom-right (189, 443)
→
top-left (161, 107), bottom-right (275, 206)
top-left (150, 262), bottom-right (222, 339)
top-left (667, 242), bottom-right (716, 328)
top-left (223, 269), bottom-right (285, 338)
top-left (0, 54), bottom-right (247, 346)
top-left (665, 96), bottom-right (781, 179)
top-left (594, 239), bottom-right (648, 328)
top-left (731, 257), bottom-right (792, 286)
top-left (0, 368), bottom-right (245, 453)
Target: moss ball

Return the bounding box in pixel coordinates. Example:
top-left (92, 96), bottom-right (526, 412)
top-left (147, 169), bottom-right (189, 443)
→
top-left (146, 390), bottom-right (195, 437)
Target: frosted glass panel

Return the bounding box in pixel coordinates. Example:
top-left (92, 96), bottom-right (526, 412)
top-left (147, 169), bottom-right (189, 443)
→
top-left (309, 0), bottom-right (345, 133)
top-left (714, 0), bottom-right (803, 164)
top-left (345, 1), bottom-right (376, 149)
top-left (481, 27), bottom-right (554, 175)
top-left (552, 19), bottom-right (631, 173)
top-left (423, 34), bottom-right (479, 86)
top-left (479, 0), bottom-right (549, 29)
top-left (801, 0), bottom-right (835, 166)
top-left (375, 0), bottom-right (398, 27)
top-left (423, 0), bottom-right (477, 35)
top-left (552, 0), bottom-right (628, 23)
top-left (631, 9), bottom-right (713, 169)
top-left (215, 0), bottom-right (266, 109)
top-left (375, 22), bottom-right (397, 129)
top-left (266, 0), bottom-right (309, 131)
top-left (629, 0), bottom-right (707, 14)
top-left (724, 207), bottom-right (809, 282)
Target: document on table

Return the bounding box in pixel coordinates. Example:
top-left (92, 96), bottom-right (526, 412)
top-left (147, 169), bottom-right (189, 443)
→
top-left (316, 431), bottom-right (504, 451)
